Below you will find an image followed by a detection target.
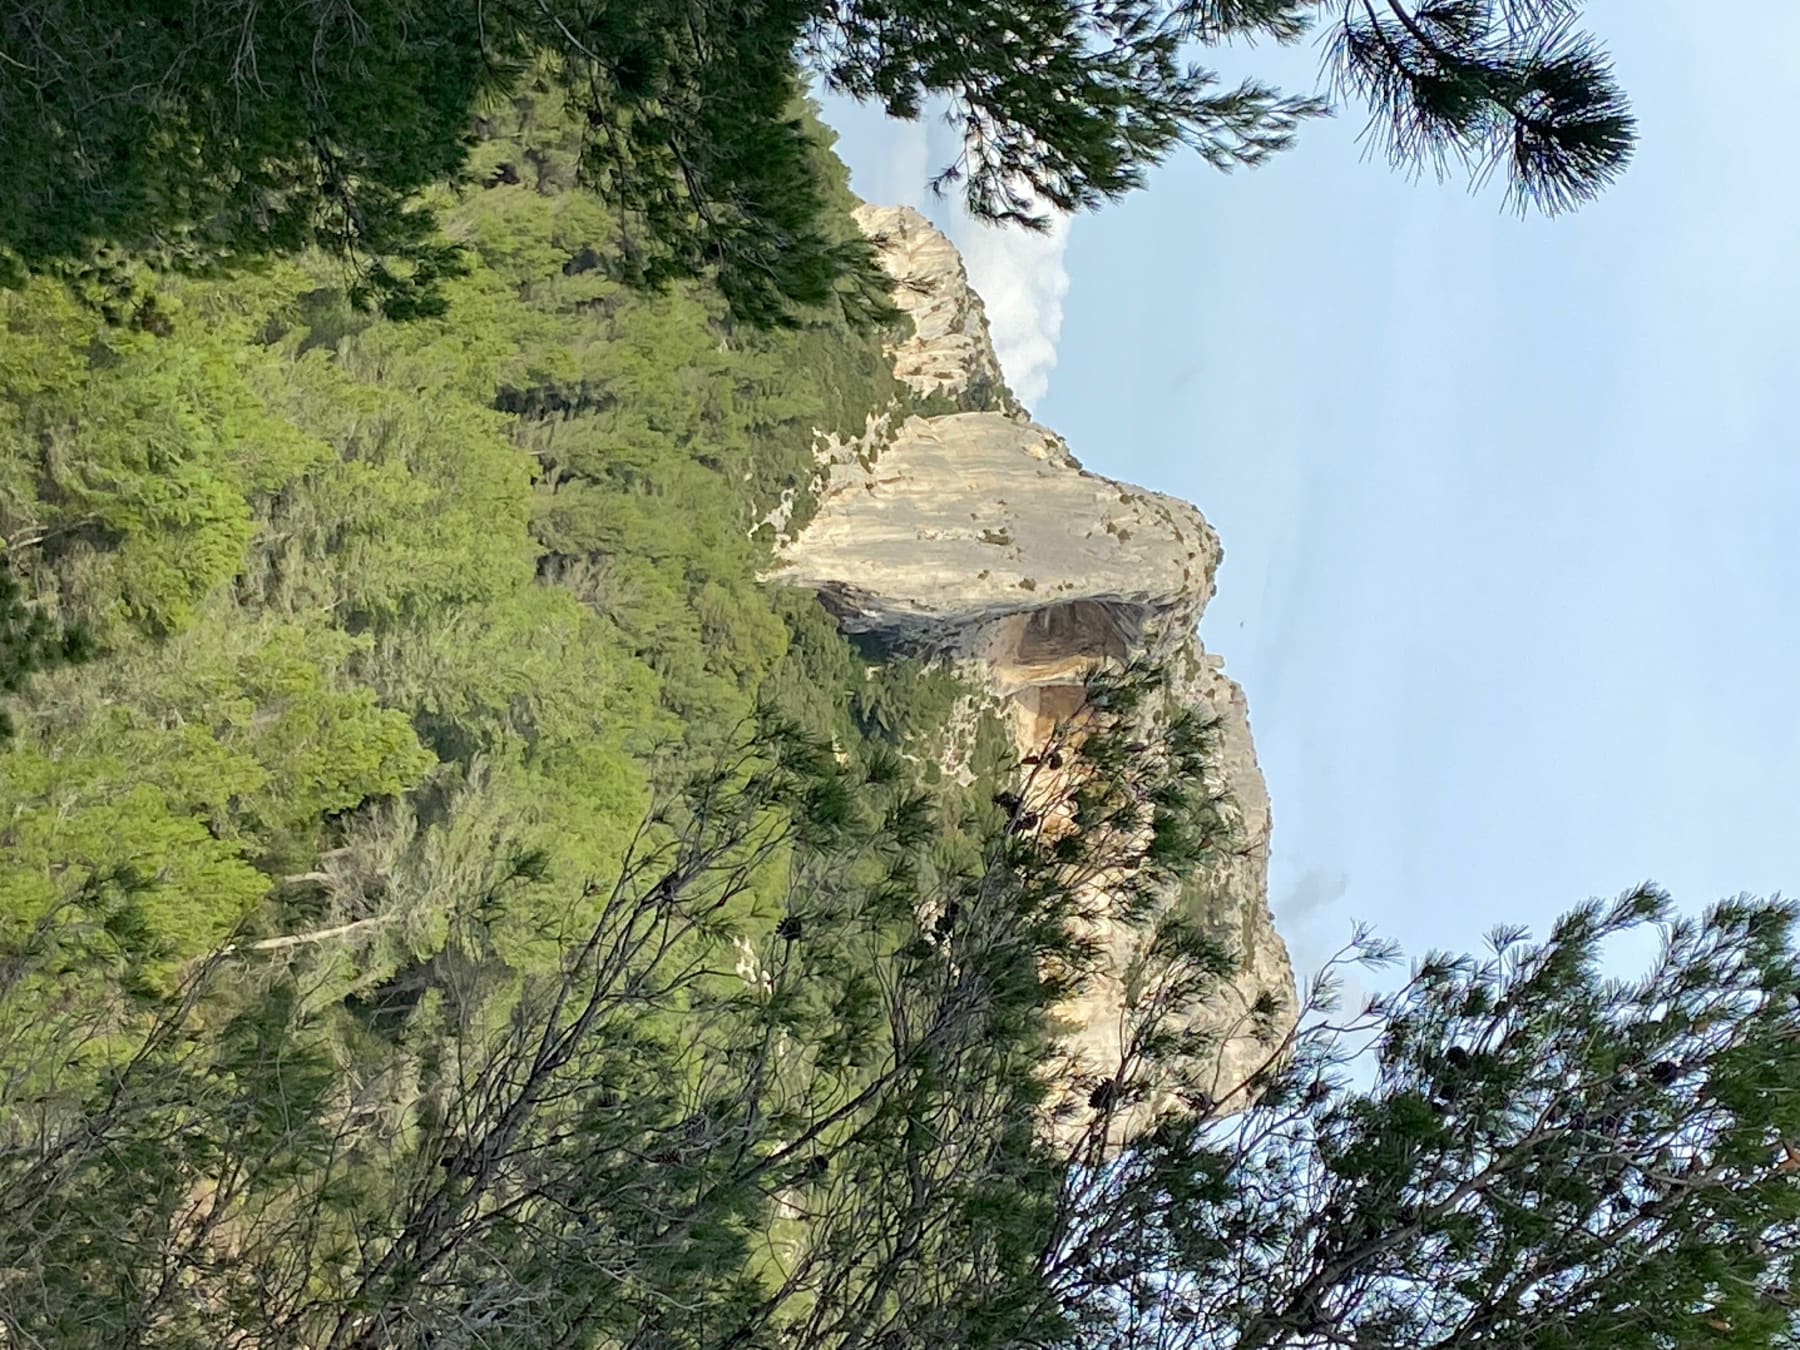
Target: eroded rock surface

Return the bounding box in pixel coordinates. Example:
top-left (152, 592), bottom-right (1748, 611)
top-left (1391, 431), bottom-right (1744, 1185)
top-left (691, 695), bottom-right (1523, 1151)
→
top-left (776, 209), bottom-right (1296, 1148)
top-left (773, 410), bottom-right (1217, 646)
top-left (854, 205), bottom-right (1013, 409)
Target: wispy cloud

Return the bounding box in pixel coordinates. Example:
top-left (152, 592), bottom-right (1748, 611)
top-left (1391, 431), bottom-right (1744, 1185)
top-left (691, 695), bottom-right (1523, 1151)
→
top-left (1277, 865), bottom-right (1352, 927)
top-left (944, 204), bottom-right (1072, 411)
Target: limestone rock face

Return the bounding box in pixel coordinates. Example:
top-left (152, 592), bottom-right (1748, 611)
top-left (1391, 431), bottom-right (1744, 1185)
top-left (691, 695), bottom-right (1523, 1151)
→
top-left (777, 208), bottom-right (1296, 1147)
top-left (1057, 650), bottom-right (1296, 1128)
top-left (773, 410), bottom-right (1218, 648)
top-left (853, 205), bottom-right (1012, 408)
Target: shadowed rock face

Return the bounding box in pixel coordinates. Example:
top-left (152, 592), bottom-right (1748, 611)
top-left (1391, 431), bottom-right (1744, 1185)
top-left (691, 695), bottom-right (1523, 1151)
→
top-left (775, 209), bottom-right (1296, 1149)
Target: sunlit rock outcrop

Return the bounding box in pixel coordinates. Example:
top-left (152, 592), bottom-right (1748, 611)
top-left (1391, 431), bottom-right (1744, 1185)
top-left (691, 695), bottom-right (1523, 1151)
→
top-left (775, 208), bottom-right (1296, 1147)
top-left (852, 205), bottom-right (1012, 408)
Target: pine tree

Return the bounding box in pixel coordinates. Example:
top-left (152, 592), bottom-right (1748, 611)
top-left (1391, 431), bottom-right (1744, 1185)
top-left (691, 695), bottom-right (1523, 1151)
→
top-left (0, 561), bottom-right (89, 742)
top-left (0, 1), bottom-right (1633, 323)
top-left (1053, 887), bottom-right (1800, 1349)
top-left (1313, 0), bottom-right (1637, 214)
top-left (8, 663), bottom-right (1786, 1349)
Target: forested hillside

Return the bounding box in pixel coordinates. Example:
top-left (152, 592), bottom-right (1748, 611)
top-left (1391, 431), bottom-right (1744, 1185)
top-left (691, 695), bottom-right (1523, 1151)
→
top-left (0, 75), bottom-right (930, 985)
top-left (3, 26), bottom-right (1796, 1350)
top-left (0, 71), bottom-right (1176, 1348)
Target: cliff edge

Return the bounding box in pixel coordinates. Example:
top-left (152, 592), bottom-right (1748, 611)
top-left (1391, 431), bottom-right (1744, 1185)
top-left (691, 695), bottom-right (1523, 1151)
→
top-left (775, 206), bottom-right (1296, 1146)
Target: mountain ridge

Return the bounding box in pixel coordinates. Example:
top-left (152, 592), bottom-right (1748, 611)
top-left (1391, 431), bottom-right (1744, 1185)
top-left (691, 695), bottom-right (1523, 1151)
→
top-left (778, 204), bottom-right (1298, 1143)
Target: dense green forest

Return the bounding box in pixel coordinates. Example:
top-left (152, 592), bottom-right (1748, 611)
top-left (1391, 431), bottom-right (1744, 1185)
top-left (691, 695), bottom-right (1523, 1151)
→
top-left (0, 72), bottom-right (1132, 1346)
top-left (0, 77), bottom-right (933, 986)
top-left (0, 76), bottom-right (1249, 1342)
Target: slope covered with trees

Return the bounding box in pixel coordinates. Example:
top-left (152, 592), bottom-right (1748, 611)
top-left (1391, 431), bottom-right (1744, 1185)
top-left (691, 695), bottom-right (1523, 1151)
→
top-left (2, 13), bottom-right (1797, 1350)
top-left (0, 79), bottom-right (918, 994)
top-left (1, 1), bottom-right (1635, 322)
top-left (0, 74), bottom-right (1068, 1340)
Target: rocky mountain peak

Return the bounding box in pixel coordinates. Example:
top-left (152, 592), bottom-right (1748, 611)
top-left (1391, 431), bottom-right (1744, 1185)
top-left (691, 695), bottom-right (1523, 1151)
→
top-left (777, 207), bottom-right (1296, 1148)
top-left (853, 204), bottom-right (1015, 412)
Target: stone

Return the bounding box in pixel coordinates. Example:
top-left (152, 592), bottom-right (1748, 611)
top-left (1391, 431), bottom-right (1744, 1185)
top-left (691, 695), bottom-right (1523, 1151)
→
top-left (854, 205), bottom-right (1014, 409)
top-left (771, 410), bottom-right (1218, 649)
top-left (775, 207), bottom-right (1297, 1150)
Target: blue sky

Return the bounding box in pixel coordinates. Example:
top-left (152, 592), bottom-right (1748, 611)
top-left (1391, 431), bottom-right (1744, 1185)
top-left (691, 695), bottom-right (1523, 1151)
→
top-left (817, 7), bottom-right (1800, 984)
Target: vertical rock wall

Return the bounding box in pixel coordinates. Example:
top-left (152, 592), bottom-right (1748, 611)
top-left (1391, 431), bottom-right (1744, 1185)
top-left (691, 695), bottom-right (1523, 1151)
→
top-left (774, 207), bottom-right (1296, 1147)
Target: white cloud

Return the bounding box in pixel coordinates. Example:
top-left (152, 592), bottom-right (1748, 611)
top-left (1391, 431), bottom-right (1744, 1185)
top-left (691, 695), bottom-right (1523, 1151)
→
top-left (945, 205), bottom-right (1072, 410)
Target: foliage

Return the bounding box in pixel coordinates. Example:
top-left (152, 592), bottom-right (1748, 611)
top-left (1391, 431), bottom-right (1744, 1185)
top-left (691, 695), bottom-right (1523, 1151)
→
top-left (0, 559), bottom-right (90, 742)
top-left (0, 274), bottom-right (329, 639)
top-left (3, 664), bottom-right (1793, 1348)
top-left (0, 668), bottom-right (1258, 1347)
top-left (1056, 889), bottom-right (1800, 1349)
top-left (0, 2), bottom-right (1632, 322)
top-left (0, 87), bottom-right (901, 996)
top-left (1313, 0), bottom-right (1636, 214)
top-left (0, 0), bottom-right (495, 316)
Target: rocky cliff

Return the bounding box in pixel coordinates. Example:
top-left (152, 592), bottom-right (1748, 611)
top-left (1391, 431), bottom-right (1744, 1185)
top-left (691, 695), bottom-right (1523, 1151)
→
top-left (775, 206), bottom-right (1296, 1146)
top-left (851, 205), bottom-right (1013, 409)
